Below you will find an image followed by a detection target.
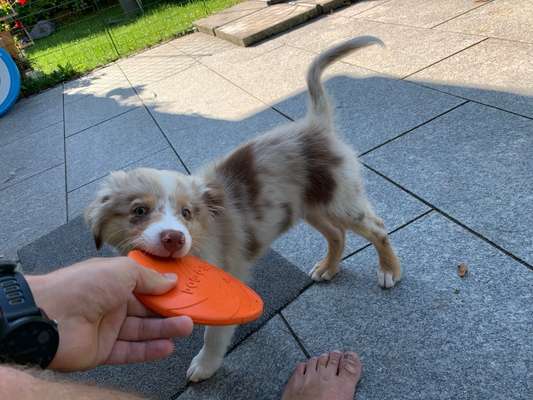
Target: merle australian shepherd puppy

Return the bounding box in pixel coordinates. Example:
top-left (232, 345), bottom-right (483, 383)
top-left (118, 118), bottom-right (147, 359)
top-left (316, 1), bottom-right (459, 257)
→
top-left (85, 36), bottom-right (401, 382)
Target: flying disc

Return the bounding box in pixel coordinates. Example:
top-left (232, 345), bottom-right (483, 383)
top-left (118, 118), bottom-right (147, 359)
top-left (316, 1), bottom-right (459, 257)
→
top-left (0, 49), bottom-right (21, 117)
top-left (128, 250), bottom-right (264, 326)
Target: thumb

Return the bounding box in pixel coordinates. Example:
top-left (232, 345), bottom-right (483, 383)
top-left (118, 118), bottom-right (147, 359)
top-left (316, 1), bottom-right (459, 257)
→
top-left (132, 265), bottom-right (177, 295)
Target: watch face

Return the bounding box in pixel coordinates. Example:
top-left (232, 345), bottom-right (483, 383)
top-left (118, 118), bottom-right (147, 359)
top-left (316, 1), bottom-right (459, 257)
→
top-left (0, 318), bottom-right (59, 368)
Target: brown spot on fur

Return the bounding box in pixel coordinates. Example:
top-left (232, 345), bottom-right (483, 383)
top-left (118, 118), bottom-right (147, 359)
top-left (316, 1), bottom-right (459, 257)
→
top-left (201, 183), bottom-right (225, 216)
top-left (216, 144), bottom-right (261, 218)
top-left (301, 134), bottom-right (342, 205)
top-left (245, 227), bottom-right (261, 260)
top-left (279, 202), bottom-right (293, 234)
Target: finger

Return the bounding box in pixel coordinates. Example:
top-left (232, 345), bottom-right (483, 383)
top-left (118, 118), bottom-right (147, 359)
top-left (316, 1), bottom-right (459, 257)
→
top-left (127, 295), bottom-right (160, 317)
top-left (131, 263), bottom-right (177, 295)
top-left (105, 339), bottom-right (175, 365)
top-left (118, 316), bottom-right (193, 341)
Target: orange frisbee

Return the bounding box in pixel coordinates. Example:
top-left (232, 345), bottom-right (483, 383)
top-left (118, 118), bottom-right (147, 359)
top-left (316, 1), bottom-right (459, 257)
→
top-left (128, 250), bottom-right (264, 326)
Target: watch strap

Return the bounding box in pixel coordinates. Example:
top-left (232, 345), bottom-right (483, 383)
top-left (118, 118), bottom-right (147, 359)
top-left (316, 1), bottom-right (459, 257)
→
top-left (0, 262), bottom-right (41, 322)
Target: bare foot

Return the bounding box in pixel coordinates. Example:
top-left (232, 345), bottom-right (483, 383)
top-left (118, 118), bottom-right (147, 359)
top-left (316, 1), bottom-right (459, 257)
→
top-left (281, 351), bottom-right (362, 400)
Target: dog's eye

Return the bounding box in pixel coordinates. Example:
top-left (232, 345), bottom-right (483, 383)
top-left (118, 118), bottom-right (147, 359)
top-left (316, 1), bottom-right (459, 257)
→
top-left (133, 206), bottom-right (149, 217)
top-left (181, 207), bottom-right (192, 220)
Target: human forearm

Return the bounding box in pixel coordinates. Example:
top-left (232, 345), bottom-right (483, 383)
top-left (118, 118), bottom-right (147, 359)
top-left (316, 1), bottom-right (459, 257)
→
top-left (0, 365), bottom-right (145, 400)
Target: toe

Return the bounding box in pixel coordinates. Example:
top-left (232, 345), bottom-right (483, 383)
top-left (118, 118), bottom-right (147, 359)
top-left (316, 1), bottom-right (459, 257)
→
top-left (377, 270), bottom-right (396, 289)
top-left (327, 351), bottom-right (342, 373)
top-left (317, 353), bottom-right (329, 370)
top-left (339, 352), bottom-right (362, 381)
top-left (305, 356), bottom-right (319, 375)
top-left (315, 351), bottom-right (342, 378)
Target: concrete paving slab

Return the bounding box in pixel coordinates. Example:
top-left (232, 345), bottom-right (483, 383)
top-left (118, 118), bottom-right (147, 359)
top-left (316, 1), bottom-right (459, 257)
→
top-left (169, 32), bottom-right (236, 59)
top-left (67, 148), bottom-right (187, 219)
top-left (139, 63), bottom-right (287, 171)
top-left (18, 215), bottom-right (116, 274)
top-left (0, 122), bottom-right (64, 191)
top-left (118, 43), bottom-right (197, 87)
top-left (363, 102), bottom-right (533, 265)
top-left (194, 1), bottom-right (268, 35)
top-left (66, 107), bottom-right (167, 191)
top-left (202, 44), bottom-right (342, 104)
top-left (282, 213), bottom-right (533, 400)
top-left (283, 16), bottom-right (484, 77)
top-left (63, 64), bottom-right (127, 102)
top-left (0, 165), bottom-right (66, 257)
top-left (215, 3), bottom-right (319, 46)
top-left (334, 0), bottom-right (392, 18)
top-left (64, 64), bottom-right (142, 136)
top-left (264, 64), bottom-right (464, 154)
top-left (408, 38), bottom-right (533, 118)
top-left (194, 36), bottom-right (283, 69)
top-left (436, 0), bottom-right (533, 43)
top-left (356, 0), bottom-right (488, 28)
top-left (273, 168), bottom-right (430, 273)
top-left (0, 86), bottom-right (63, 147)
top-left (178, 316), bottom-right (305, 400)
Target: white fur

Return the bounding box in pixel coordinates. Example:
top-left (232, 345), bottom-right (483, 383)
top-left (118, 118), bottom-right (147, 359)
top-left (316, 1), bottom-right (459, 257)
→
top-left (142, 203), bottom-right (192, 258)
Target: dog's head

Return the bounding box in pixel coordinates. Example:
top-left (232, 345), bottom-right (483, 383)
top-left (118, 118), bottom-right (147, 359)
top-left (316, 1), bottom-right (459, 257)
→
top-left (85, 168), bottom-right (223, 257)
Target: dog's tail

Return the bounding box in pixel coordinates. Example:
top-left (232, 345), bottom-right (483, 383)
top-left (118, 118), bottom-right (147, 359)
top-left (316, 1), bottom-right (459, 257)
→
top-left (306, 36), bottom-right (384, 122)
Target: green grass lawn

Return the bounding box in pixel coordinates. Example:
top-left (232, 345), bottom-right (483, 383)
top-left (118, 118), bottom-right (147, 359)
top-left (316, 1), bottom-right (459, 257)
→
top-left (21, 0), bottom-right (239, 94)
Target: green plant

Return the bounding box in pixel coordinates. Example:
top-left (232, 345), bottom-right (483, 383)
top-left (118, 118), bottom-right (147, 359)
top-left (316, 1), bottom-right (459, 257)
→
top-left (21, 61), bottom-right (78, 95)
top-left (1, 0), bottom-right (15, 30)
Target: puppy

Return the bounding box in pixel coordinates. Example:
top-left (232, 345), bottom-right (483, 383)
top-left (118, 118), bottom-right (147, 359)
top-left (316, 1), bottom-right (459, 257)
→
top-left (85, 36), bottom-right (401, 382)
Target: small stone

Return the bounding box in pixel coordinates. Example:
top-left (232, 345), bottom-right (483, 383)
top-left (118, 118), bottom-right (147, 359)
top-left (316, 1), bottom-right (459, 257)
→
top-left (30, 20), bottom-right (55, 40)
top-left (457, 262), bottom-right (468, 278)
top-left (453, 288), bottom-right (460, 294)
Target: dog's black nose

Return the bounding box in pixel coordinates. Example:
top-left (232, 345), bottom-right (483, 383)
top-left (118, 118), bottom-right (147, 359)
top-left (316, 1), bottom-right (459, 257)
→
top-left (160, 230), bottom-right (185, 253)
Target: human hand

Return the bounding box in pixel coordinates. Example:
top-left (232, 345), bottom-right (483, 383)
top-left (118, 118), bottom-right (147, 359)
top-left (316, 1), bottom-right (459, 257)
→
top-left (27, 257), bottom-right (193, 372)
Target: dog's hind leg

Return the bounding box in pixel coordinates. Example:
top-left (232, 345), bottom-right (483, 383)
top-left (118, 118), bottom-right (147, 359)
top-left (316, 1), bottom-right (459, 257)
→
top-left (306, 212), bottom-right (346, 282)
top-left (346, 205), bottom-right (401, 289)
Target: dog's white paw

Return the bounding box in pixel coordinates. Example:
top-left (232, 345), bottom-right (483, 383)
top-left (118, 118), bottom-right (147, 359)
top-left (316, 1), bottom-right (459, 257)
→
top-left (186, 350), bottom-right (223, 383)
top-left (310, 262), bottom-right (338, 282)
top-left (377, 269), bottom-right (399, 289)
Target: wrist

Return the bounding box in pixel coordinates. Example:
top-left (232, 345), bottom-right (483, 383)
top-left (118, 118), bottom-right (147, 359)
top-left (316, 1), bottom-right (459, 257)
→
top-left (0, 268), bottom-right (59, 369)
top-left (26, 275), bottom-right (57, 320)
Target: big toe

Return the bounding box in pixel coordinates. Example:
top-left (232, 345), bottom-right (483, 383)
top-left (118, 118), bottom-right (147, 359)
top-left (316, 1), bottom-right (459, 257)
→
top-left (339, 352), bottom-right (362, 381)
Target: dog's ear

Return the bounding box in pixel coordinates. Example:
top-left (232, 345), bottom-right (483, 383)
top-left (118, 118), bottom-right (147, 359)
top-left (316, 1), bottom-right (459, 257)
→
top-left (85, 170), bottom-right (128, 249)
top-left (201, 182), bottom-right (225, 217)
top-left (84, 194), bottom-right (111, 250)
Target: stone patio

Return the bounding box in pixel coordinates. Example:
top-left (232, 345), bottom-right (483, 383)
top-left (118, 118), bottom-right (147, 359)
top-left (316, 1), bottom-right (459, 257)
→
top-left (1, 0), bottom-right (532, 399)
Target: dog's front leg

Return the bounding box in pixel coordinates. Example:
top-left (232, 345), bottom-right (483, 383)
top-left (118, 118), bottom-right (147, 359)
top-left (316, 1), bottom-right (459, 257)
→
top-left (187, 325), bottom-right (236, 382)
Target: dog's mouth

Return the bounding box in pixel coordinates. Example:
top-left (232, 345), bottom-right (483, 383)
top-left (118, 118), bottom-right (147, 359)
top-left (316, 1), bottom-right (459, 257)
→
top-left (132, 240), bottom-right (191, 259)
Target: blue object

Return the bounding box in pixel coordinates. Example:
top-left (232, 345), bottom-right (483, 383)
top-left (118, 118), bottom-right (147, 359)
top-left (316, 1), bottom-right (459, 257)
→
top-left (0, 48), bottom-right (21, 117)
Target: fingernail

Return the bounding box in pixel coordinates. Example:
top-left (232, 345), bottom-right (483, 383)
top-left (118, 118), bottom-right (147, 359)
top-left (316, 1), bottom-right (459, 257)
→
top-left (163, 273), bottom-right (177, 282)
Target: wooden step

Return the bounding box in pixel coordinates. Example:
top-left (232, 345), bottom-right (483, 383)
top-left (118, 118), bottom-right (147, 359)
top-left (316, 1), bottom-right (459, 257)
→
top-left (194, 0), bottom-right (351, 47)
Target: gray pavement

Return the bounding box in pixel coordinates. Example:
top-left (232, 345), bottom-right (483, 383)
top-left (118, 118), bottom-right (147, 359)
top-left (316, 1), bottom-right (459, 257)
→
top-left (1, 0), bottom-right (532, 398)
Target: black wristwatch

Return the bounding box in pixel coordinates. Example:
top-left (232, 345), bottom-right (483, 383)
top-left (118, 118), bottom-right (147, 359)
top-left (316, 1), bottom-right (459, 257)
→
top-left (0, 260), bottom-right (59, 368)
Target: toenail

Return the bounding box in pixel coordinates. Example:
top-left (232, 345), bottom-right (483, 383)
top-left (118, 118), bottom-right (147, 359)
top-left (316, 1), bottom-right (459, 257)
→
top-left (343, 362), bottom-right (360, 374)
top-left (344, 351), bottom-right (359, 360)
